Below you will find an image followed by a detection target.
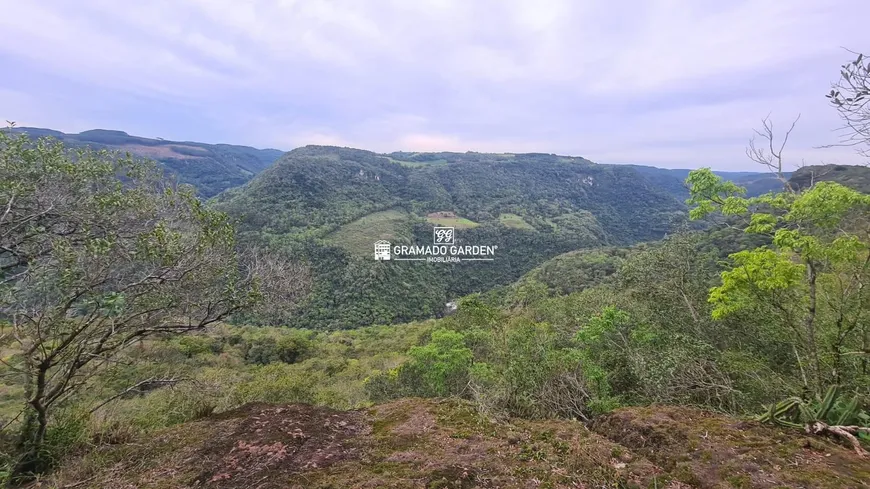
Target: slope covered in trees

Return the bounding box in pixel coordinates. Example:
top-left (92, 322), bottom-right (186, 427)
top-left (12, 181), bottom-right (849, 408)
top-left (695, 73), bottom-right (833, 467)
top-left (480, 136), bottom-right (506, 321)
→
top-left (7, 127), bottom-right (284, 197)
top-left (626, 165), bottom-right (790, 199)
top-left (212, 146), bottom-right (689, 329)
top-left (790, 164), bottom-right (870, 193)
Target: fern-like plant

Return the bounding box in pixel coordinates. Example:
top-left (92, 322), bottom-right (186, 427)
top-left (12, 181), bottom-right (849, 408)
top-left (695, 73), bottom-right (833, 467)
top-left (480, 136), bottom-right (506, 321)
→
top-left (757, 386), bottom-right (870, 457)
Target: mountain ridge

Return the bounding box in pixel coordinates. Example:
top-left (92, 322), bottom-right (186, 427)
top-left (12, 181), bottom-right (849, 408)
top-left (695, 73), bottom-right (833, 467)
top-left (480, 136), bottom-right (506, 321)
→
top-left (8, 126), bottom-right (800, 200)
top-left (7, 126), bottom-right (284, 197)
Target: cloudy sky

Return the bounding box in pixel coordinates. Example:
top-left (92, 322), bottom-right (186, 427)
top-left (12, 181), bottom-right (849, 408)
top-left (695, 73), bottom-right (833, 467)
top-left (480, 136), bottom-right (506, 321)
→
top-left (1, 0), bottom-right (868, 170)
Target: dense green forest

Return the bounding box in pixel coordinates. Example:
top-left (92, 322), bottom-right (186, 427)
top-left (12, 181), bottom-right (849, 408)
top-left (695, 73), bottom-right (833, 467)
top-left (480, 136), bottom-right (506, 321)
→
top-left (624, 165), bottom-right (790, 199)
top-left (2, 129), bottom-right (870, 487)
top-left (211, 146), bottom-right (870, 331)
top-left (790, 163), bottom-right (870, 193)
top-left (212, 147), bottom-right (691, 329)
top-left (2, 51), bottom-right (870, 487)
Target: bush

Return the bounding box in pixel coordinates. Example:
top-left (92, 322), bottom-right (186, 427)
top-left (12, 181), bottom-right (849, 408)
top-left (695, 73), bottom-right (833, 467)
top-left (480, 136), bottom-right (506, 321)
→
top-left (230, 363), bottom-right (323, 405)
top-left (243, 332), bottom-right (312, 365)
top-left (364, 329), bottom-right (473, 400)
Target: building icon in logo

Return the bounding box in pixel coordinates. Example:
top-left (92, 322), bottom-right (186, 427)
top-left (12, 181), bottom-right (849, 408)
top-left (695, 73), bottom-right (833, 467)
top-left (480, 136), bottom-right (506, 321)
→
top-left (434, 227), bottom-right (455, 245)
top-left (374, 240), bottom-right (391, 260)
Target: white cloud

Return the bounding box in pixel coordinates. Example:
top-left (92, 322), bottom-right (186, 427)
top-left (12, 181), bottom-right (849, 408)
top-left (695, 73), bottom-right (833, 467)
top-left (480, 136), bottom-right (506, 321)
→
top-left (1, 0), bottom-right (868, 170)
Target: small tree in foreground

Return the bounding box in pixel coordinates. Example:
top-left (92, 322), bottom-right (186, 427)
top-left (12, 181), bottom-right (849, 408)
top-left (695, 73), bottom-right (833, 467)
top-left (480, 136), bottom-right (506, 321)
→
top-left (686, 169), bottom-right (870, 454)
top-left (687, 169), bottom-right (870, 396)
top-left (0, 129), bottom-right (261, 479)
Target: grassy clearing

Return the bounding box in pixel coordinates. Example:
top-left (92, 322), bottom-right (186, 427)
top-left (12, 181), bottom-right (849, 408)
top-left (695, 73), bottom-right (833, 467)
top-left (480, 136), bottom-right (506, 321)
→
top-left (387, 157), bottom-right (448, 167)
top-left (425, 216), bottom-right (480, 229)
top-left (497, 213), bottom-right (534, 230)
top-left (325, 208), bottom-right (412, 255)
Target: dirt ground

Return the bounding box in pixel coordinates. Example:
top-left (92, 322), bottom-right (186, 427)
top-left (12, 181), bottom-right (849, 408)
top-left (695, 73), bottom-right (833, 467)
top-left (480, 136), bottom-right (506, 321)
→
top-left (42, 399), bottom-right (870, 489)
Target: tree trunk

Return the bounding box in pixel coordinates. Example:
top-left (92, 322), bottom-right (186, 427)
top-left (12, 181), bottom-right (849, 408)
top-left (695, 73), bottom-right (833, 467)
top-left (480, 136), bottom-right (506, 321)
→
top-left (11, 408), bottom-right (49, 481)
top-left (12, 366), bottom-right (51, 481)
top-left (805, 262), bottom-right (823, 395)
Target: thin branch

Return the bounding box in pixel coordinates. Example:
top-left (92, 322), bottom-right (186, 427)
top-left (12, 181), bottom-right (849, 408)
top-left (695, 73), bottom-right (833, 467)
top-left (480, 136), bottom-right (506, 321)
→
top-left (89, 377), bottom-right (188, 414)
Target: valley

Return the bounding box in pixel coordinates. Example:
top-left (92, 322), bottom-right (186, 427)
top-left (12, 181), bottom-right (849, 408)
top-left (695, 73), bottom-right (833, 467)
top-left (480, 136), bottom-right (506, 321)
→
top-left (211, 146), bottom-right (690, 329)
top-left (3, 4), bottom-right (870, 487)
top-left (2, 126), bottom-right (870, 488)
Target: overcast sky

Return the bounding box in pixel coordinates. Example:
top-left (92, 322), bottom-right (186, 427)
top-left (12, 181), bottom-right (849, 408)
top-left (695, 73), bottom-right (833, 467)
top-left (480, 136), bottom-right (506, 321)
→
top-left (1, 1), bottom-right (868, 170)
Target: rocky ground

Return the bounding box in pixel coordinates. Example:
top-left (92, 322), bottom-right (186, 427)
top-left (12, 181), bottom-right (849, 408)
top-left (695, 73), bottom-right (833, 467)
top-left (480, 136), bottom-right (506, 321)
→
top-left (41, 399), bottom-right (870, 488)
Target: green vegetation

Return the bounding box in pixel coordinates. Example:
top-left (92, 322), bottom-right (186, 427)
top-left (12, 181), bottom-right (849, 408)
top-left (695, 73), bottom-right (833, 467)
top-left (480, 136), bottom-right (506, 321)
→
top-left (324, 208), bottom-right (413, 256)
top-left (2, 136), bottom-right (870, 484)
top-left (0, 131), bottom-right (301, 483)
top-left (425, 215), bottom-right (480, 228)
top-left (8, 127), bottom-right (283, 197)
top-left (212, 146), bottom-right (684, 329)
top-left (3, 50), bottom-right (870, 488)
top-left (790, 164), bottom-right (870, 193)
top-left (626, 165), bottom-right (791, 199)
top-left (497, 213), bottom-right (535, 230)
top-left (687, 168), bottom-right (870, 397)
top-left (513, 247), bottom-right (631, 296)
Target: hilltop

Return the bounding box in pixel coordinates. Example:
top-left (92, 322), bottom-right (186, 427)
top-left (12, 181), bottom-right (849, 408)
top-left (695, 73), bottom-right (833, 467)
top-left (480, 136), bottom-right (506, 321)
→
top-left (45, 398), bottom-right (870, 488)
top-left (6, 127), bottom-right (283, 196)
top-left (790, 164), bottom-right (870, 193)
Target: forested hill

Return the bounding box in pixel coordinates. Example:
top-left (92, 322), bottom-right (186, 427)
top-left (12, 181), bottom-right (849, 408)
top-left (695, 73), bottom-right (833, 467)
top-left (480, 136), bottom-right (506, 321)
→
top-left (789, 163), bottom-right (870, 192)
top-left (215, 146), bottom-right (686, 243)
top-left (213, 145), bottom-right (688, 329)
top-left (8, 127), bottom-right (284, 196)
top-left (625, 165), bottom-right (790, 198)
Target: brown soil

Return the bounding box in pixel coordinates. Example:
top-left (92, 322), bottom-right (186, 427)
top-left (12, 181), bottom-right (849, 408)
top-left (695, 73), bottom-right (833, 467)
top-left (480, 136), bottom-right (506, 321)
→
top-left (190, 403), bottom-right (369, 488)
top-left (593, 405), bottom-right (870, 488)
top-left (43, 400), bottom-right (870, 489)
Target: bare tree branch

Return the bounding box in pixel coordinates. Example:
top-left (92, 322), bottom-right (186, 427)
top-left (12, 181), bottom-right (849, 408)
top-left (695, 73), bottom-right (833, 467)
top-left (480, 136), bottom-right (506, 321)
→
top-left (745, 113), bottom-right (801, 192)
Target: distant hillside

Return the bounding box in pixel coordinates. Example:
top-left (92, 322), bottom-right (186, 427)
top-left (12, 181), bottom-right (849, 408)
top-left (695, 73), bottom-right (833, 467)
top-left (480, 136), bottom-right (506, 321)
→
top-left (789, 164), bottom-right (870, 193)
top-left (8, 127), bottom-right (284, 197)
top-left (214, 146), bottom-right (687, 329)
top-left (625, 165), bottom-right (789, 199)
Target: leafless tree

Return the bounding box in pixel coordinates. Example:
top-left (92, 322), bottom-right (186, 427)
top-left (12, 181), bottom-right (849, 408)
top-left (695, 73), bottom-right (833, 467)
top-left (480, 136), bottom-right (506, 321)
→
top-left (745, 113), bottom-right (801, 191)
top-left (827, 50), bottom-right (870, 160)
top-left (243, 246), bottom-right (312, 325)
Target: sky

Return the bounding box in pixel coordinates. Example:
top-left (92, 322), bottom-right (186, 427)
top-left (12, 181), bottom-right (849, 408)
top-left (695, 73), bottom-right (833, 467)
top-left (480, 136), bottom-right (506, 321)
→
top-left (1, 0), bottom-right (868, 171)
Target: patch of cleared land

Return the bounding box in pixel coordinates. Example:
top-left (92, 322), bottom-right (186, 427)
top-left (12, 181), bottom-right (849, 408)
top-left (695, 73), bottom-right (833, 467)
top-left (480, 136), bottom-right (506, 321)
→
top-left (325, 209), bottom-right (412, 255)
top-left (387, 157), bottom-right (449, 167)
top-left (425, 214), bottom-right (480, 229)
top-left (498, 213), bottom-right (534, 230)
top-left (118, 144), bottom-right (209, 159)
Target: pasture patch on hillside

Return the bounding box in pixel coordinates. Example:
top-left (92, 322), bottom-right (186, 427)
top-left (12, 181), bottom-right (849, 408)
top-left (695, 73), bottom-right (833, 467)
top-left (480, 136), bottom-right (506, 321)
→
top-left (118, 144), bottom-right (209, 160)
top-left (388, 157), bottom-right (449, 167)
top-left (497, 213), bottom-right (534, 230)
top-left (325, 209), bottom-right (413, 255)
top-left (425, 212), bottom-right (480, 229)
